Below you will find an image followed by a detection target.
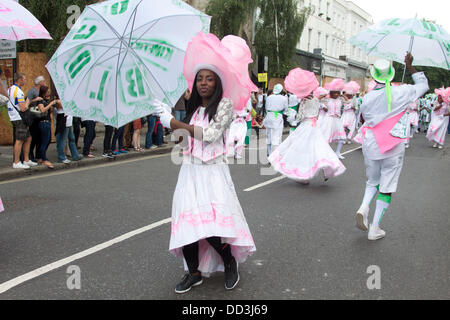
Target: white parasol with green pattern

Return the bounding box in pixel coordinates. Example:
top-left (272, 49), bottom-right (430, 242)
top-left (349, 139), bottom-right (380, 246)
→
top-left (46, 0), bottom-right (210, 127)
top-left (350, 18), bottom-right (450, 72)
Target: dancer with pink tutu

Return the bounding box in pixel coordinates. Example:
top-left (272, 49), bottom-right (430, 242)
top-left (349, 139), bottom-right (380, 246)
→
top-left (405, 99), bottom-right (420, 148)
top-left (269, 68), bottom-right (346, 184)
top-left (426, 87), bottom-right (450, 149)
top-left (155, 33), bottom-right (256, 294)
top-left (341, 81), bottom-right (361, 144)
top-left (314, 87), bottom-right (329, 125)
top-left (320, 78), bottom-right (347, 159)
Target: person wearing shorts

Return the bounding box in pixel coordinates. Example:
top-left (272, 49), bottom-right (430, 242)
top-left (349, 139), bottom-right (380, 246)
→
top-left (7, 73), bottom-right (37, 169)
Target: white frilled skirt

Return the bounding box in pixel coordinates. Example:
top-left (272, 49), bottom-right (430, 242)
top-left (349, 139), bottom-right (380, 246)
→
top-left (341, 110), bottom-right (357, 138)
top-left (268, 120), bottom-right (346, 181)
top-left (426, 115), bottom-right (449, 145)
top-left (169, 161), bottom-right (256, 277)
top-left (319, 115), bottom-right (346, 143)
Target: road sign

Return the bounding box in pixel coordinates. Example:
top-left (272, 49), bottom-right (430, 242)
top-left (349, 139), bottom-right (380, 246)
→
top-left (258, 73), bottom-right (268, 83)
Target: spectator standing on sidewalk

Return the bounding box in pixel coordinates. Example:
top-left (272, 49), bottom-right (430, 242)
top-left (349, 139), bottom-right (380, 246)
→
top-left (132, 118), bottom-right (144, 151)
top-left (36, 86), bottom-right (58, 169)
top-left (55, 102), bottom-right (82, 163)
top-left (112, 125), bottom-right (128, 155)
top-left (82, 119), bottom-right (96, 158)
top-left (7, 73), bottom-right (37, 169)
top-left (27, 76), bottom-right (46, 162)
top-left (145, 112), bottom-right (158, 149)
top-left (102, 124), bottom-right (115, 159)
top-left (173, 89), bottom-right (190, 121)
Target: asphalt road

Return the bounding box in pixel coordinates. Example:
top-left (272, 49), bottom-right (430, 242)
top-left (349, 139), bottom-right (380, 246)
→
top-left (0, 131), bottom-right (448, 300)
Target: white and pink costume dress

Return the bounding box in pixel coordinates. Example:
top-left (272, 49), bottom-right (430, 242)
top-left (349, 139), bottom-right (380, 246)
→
top-left (341, 98), bottom-right (358, 140)
top-left (269, 98), bottom-right (346, 181)
top-left (0, 197), bottom-right (4, 213)
top-left (426, 101), bottom-right (449, 146)
top-left (170, 98), bottom-right (256, 277)
top-left (319, 98), bottom-right (346, 143)
top-left (226, 100), bottom-right (251, 158)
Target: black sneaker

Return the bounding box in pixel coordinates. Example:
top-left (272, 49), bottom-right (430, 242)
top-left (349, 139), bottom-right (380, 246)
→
top-left (175, 272), bottom-right (203, 294)
top-left (102, 152), bottom-right (115, 159)
top-left (224, 258), bottom-right (239, 290)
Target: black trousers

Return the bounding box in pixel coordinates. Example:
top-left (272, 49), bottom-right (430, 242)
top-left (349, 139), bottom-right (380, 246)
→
top-left (182, 237), bottom-right (234, 274)
top-left (73, 117), bottom-right (81, 147)
top-left (82, 121), bottom-right (96, 156)
top-left (103, 125), bottom-right (114, 153)
top-left (29, 119), bottom-right (41, 160)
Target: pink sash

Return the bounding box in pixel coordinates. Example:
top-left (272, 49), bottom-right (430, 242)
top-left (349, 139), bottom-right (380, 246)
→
top-left (366, 111), bottom-right (407, 154)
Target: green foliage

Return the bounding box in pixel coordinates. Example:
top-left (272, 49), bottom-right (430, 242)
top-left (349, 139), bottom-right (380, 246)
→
top-left (254, 0), bottom-right (310, 78)
top-left (206, 0), bottom-right (259, 40)
top-left (393, 61), bottom-right (450, 92)
top-left (17, 0), bottom-right (96, 57)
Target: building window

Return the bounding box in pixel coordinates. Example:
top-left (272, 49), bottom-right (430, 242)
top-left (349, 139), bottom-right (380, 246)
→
top-left (317, 31), bottom-right (321, 49)
top-left (308, 28), bottom-right (313, 52)
top-left (326, 2), bottom-right (330, 16)
top-left (353, 45), bottom-right (356, 57)
top-left (325, 35), bottom-right (329, 54)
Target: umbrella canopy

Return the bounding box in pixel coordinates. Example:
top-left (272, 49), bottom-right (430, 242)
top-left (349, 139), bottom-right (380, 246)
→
top-left (46, 0), bottom-right (210, 127)
top-left (349, 18), bottom-right (450, 70)
top-left (0, 0), bottom-right (52, 41)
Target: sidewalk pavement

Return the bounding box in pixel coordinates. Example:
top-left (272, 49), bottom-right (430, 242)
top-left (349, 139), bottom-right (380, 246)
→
top-left (0, 123), bottom-right (174, 182)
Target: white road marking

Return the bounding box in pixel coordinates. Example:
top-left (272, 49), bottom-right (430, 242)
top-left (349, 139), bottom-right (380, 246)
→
top-left (341, 146), bottom-right (362, 155)
top-left (244, 145), bottom-right (362, 192)
top-left (244, 176), bottom-right (285, 192)
top-left (0, 218), bottom-right (172, 294)
top-left (0, 153), bottom-right (170, 185)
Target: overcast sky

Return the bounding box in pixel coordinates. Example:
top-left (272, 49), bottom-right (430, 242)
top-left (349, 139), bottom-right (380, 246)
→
top-left (354, 0), bottom-right (450, 32)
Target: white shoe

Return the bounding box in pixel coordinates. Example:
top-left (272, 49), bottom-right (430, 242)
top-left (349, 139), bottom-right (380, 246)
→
top-left (356, 205), bottom-right (369, 231)
top-left (336, 153), bottom-right (345, 160)
top-left (368, 224), bottom-right (386, 241)
top-left (432, 143), bottom-right (438, 148)
top-left (405, 144), bottom-right (410, 149)
top-left (438, 145), bottom-right (443, 149)
top-left (23, 160), bottom-right (38, 167)
top-left (62, 159), bottom-right (71, 164)
top-left (12, 162), bottom-right (30, 169)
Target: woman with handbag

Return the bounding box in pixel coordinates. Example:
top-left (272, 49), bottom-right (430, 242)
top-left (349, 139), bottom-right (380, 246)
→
top-left (36, 86), bottom-right (59, 169)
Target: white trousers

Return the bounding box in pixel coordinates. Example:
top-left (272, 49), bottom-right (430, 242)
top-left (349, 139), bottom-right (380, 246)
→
top-left (364, 153), bottom-right (404, 194)
top-left (266, 127), bottom-right (283, 146)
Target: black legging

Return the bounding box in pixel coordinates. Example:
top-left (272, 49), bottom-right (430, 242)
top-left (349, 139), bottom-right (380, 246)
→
top-left (182, 237), bottom-right (234, 274)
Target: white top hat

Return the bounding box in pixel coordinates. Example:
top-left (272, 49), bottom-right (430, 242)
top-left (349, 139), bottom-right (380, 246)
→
top-left (370, 59), bottom-right (395, 83)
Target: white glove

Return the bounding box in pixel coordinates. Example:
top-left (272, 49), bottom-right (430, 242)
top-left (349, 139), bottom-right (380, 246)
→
top-left (152, 99), bottom-right (172, 114)
top-left (159, 109), bottom-right (174, 129)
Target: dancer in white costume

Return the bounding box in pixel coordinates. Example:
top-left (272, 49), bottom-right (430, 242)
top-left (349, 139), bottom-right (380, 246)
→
top-left (426, 88), bottom-right (450, 149)
top-left (314, 87), bottom-right (329, 126)
top-left (320, 78), bottom-right (347, 159)
top-left (355, 54), bottom-right (428, 241)
top-left (269, 69), bottom-right (346, 184)
top-left (405, 99), bottom-right (420, 148)
top-left (227, 98), bottom-right (252, 159)
top-left (156, 32), bottom-right (256, 294)
top-left (341, 81), bottom-right (361, 144)
top-left (286, 92), bottom-right (300, 134)
top-left (263, 84), bottom-right (289, 156)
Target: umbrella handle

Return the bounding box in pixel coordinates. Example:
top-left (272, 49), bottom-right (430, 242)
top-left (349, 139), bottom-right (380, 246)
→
top-left (402, 36), bottom-right (416, 83)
